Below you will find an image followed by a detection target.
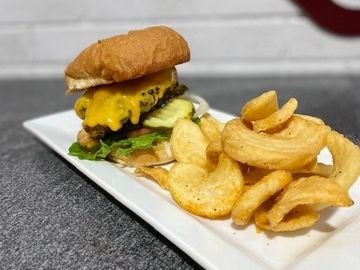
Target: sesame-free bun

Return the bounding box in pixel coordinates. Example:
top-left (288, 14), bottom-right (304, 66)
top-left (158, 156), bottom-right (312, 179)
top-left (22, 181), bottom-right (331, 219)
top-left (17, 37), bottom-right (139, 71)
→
top-left (65, 26), bottom-right (190, 93)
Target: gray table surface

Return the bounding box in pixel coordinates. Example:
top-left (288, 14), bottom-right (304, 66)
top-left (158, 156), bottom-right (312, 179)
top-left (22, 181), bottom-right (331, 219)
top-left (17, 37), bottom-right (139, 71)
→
top-left (1, 76), bottom-right (359, 269)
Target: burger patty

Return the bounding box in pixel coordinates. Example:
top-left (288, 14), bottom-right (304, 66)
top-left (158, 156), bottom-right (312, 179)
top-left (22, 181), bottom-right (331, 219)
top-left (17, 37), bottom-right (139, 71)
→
top-left (74, 68), bottom-right (178, 136)
top-left (84, 83), bottom-right (188, 139)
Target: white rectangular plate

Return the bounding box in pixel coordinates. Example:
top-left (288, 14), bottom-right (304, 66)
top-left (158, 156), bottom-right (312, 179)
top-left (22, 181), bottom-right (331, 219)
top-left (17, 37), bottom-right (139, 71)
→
top-left (23, 109), bottom-right (360, 270)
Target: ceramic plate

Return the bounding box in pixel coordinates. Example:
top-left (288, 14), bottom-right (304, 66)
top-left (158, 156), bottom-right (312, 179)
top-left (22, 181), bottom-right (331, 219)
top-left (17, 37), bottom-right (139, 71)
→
top-left (23, 109), bottom-right (360, 270)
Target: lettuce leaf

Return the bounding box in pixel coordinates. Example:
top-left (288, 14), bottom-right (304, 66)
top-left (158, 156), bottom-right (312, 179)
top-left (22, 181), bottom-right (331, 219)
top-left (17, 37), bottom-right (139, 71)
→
top-left (191, 116), bottom-right (201, 125)
top-left (68, 131), bottom-right (171, 160)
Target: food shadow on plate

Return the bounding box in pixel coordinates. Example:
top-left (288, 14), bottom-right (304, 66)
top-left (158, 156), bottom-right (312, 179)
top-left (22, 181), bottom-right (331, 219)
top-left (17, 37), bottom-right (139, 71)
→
top-left (264, 207), bottom-right (338, 239)
top-left (230, 207), bottom-right (338, 238)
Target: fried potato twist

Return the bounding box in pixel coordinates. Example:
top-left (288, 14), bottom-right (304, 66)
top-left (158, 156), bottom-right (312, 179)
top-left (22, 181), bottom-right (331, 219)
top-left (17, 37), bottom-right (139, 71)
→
top-left (170, 118), bottom-right (208, 168)
top-left (252, 98), bottom-right (298, 133)
top-left (231, 170), bottom-right (292, 226)
top-left (241, 90), bottom-right (278, 121)
top-left (168, 153), bottom-right (244, 218)
top-left (267, 176), bottom-right (353, 228)
top-left (222, 116), bottom-right (331, 170)
top-left (255, 202), bottom-right (320, 232)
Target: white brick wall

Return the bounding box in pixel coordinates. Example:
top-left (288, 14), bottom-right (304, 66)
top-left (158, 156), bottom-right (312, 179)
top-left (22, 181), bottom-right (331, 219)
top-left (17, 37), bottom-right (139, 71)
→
top-left (0, 0), bottom-right (359, 78)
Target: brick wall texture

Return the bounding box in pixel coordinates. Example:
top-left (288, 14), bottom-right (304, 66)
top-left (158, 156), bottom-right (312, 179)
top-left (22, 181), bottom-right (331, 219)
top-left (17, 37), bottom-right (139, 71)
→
top-left (0, 0), bottom-right (360, 78)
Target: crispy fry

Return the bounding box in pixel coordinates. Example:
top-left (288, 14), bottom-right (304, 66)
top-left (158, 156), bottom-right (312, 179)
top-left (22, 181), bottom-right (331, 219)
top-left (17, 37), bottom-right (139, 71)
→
top-left (242, 166), bottom-right (272, 185)
top-left (290, 158), bottom-right (317, 173)
top-left (241, 90), bottom-right (278, 121)
top-left (253, 98), bottom-right (298, 133)
top-left (292, 162), bottom-right (333, 178)
top-left (312, 163), bottom-right (333, 177)
top-left (222, 116), bottom-right (331, 170)
top-left (206, 140), bottom-right (223, 171)
top-left (255, 202), bottom-right (320, 232)
top-left (232, 170), bottom-right (292, 226)
top-left (138, 90), bottom-right (360, 234)
top-left (295, 114), bottom-right (325, 125)
top-left (290, 159), bottom-right (332, 177)
top-left (199, 113), bottom-right (225, 142)
top-left (170, 118), bottom-right (208, 167)
top-left (168, 153), bottom-right (244, 218)
top-left (136, 166), bottom-right (169, 190)
top-left (327, 131), bottom-right (360, 191)
top-left (243, 185), bottom-right (254, 193)
top-left (311, 131), bottom-right (360, 212)
top-left (267, 176), bottom-right (353, 227)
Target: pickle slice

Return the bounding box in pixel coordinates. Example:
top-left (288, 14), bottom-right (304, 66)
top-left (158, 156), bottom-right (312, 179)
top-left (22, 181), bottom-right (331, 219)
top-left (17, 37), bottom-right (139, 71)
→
top-left (143, 98), bottom-right (195, 128)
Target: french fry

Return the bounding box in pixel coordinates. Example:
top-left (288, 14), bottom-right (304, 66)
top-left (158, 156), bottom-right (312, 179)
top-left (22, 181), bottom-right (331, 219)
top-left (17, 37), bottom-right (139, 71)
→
top-left (255, 202), bottom-right (320, 232)
top-left (222, 116), bottom-right (331, 170)
top-left (170, 118), bottom-right (209, 168)
top-left (168, 153), bottom-right (244, 218)
top-left (232, 170), bottom-right (292, 226)
top-left (199, 113), bottom-right (225, 142)
top-left (267, 176), bottom-right (353, 228)
top-left (241, 90), bottom-right (278, 121)
top-left (253, 98), bottom-right (298, 133)
top-left (327, 131), bottom-right (360, 191)
top-left (136, 166), bottom-right (169, 190)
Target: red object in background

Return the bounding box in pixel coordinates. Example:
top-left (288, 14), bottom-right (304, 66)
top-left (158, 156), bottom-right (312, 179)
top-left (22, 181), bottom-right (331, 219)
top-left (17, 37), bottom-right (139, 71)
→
top-left (294, 0), bottom-right (360, 36)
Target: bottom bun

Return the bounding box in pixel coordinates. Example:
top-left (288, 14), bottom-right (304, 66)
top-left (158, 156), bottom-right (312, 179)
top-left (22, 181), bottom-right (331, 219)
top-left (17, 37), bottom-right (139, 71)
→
top-left (110, 141), bottom-right (174, 167)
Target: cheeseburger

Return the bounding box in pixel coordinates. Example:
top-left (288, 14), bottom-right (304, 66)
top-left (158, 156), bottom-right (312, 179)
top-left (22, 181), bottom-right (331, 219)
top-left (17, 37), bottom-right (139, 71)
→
top-left (67, 26), bottom-right (197, 166)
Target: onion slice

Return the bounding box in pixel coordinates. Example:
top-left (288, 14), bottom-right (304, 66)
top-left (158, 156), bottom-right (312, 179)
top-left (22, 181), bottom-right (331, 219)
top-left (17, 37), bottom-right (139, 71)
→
top-left (182, 94), bottom-right (210, 117)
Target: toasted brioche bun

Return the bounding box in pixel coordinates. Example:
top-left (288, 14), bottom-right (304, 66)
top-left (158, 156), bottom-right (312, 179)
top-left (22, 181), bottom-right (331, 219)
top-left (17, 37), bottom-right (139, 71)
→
top-left (65, 26), bottom-right (190, 94)
top-left (110, 141), bottom-right (174, 167)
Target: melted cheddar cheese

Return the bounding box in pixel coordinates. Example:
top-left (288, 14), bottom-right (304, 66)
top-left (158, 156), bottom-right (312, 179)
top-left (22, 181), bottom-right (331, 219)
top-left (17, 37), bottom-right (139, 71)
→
top-left (74, 68), bottom-right (177, 131)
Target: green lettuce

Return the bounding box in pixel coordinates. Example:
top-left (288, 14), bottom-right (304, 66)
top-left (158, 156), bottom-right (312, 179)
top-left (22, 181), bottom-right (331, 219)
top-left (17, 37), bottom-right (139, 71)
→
top-left (191, 117), bottom-right (201, 125)
top-left (68, 131), bottom-right (171, 160)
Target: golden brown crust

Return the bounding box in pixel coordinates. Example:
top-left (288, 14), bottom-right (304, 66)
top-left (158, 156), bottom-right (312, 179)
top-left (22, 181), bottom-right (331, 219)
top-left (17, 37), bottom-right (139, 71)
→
top-left (109, 141), bottom-right (174, 167)
top-left (65, 26), bottom-right (190, 93)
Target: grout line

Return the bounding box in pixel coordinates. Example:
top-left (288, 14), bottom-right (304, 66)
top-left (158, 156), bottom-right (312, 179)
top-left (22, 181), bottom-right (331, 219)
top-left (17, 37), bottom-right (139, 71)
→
top-left (1, 60), bottom-right (360, 79)
top-left (0, 14), bottom-right (302, 30)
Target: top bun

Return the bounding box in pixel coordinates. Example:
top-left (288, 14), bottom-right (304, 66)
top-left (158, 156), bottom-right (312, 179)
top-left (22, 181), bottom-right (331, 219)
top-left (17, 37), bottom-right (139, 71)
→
top-left (65, 26), bottom-right (190, 93)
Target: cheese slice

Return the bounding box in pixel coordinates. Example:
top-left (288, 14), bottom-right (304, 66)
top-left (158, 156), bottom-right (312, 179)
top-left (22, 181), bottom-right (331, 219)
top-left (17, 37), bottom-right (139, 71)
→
top-left (74, 68), bottom-right (177, 131)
